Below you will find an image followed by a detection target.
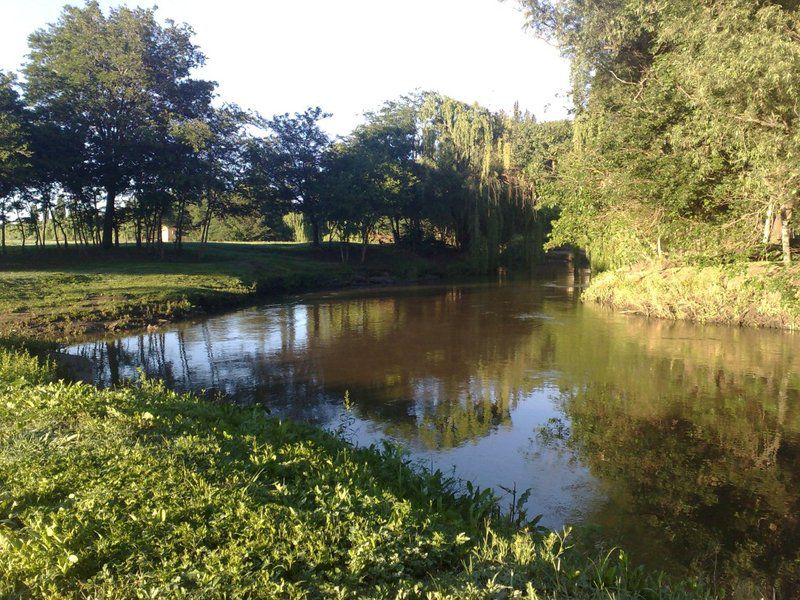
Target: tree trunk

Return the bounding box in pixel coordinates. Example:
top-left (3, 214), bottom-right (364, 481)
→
top-left (102, 188), bottom-right (116, 250)
top-left (41, 208), bottom-right (48, 248)
top-left (51, 209), bottom-right (60, 248)
top-left (135, 214), bottom-right (143, 248)
top-left (158, 211), bottom-right (164, 260)
top-left (176, 198), bottom-right (186, 250)
top-left (763, 204), bottom-right (774, 245)
top-left (17, 219), bottom-right (26, 252)
top-left (781, 205), bottom-right (793, 265)
top-left (312, 220), bottom-right (321, 247)
top-left (361, 227), bottom-right (369, 263)
top-left (202, 202), bottom-right (213, 245)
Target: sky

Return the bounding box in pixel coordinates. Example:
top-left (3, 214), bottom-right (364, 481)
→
top-left (0, 0), bottom-right (572, 136)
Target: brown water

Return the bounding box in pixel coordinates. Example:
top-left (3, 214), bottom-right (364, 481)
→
top-left (64, 272), bottom-right (800, 595)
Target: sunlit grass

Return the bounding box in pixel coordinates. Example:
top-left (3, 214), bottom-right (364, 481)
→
top-left (0, 349), bottom-right (709, 598)
top-left (0, 242), bottom-right (451, 340)
top-left (583, 262), bottom-right (800, 330)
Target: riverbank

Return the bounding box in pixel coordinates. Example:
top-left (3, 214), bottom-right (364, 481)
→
top-left (583, 262), bottom-right (800, 330)
top-left (0, 348), bottom-right (706, 598)
top-left (0, 243), bottom-right (465, 341)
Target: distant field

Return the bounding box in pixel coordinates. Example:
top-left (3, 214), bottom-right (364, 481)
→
top-left (0, 242), bottom-right (458, 341)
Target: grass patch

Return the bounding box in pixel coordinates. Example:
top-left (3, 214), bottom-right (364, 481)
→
top-left (0, 349), bottom-right (708, 598)
top-left (583, 262), bottom-right (800, 330)
top-left (0, 243), bottom-right (461, 340)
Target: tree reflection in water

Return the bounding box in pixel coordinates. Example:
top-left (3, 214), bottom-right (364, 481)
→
top-left (65, 276), bottom-right (800, 595)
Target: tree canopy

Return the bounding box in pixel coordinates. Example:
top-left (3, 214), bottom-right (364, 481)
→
top-left (1, 2), bottom-right (570, 272)
top-left (515, 0), bottom-right (800, 268)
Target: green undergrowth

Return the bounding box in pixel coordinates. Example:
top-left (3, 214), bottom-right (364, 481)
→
top-left (583, 262), bottom-right (800, 330)
top-left (0, 349), bottom-right (710, 598)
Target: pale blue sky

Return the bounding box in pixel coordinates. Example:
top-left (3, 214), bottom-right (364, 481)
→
top-left (0, 0), bottom-right (572, 136)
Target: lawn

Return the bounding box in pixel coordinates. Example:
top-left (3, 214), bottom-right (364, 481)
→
top-left (0, 242), bottom-right (454, 340)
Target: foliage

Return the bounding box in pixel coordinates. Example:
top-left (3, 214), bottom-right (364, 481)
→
top-left (0, 348), bottom-right (709, 598)
top-left (0, 3), bottom-right (578, 272)
top-left (267, 107), bottom-right (332, 247)
top-left (0, 71), bottom-right (30, 252)
top-left (24, 1), bottom-right (215, 249)
top-left (516, 0), bottom-right (800, 267)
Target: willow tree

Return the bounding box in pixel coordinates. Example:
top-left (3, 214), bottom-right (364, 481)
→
top-left (418, 93), bottom-right (566, 271)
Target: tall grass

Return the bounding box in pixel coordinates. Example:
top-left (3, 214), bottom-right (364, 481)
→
top-left (583, 262), bottom-right (800, 330)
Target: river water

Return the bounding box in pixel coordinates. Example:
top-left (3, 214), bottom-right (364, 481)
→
top-left (64, 271), bottom-right (800, 594)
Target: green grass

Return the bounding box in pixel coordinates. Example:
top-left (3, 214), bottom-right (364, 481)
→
top-left (583, 261), bottom-right (800, 330)
top-left (0, 349), bottom-right (709, 598)
top-left (0, 242), bottom-right (459, 340)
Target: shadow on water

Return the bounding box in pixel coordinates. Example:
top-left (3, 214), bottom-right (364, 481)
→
top-left (63, 270), bottom-right (800, 596)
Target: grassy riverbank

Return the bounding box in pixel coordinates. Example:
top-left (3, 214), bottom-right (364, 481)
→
top-left (583, 262), bottom-right (800, 330)
top-left (0, 349), bottom-right (707, 598)
top-left (0, 243), bottom-right (461, 341)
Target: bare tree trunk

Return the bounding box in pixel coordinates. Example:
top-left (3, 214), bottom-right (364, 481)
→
top-left (312, 220), bottom-right (321, 247)
top-left (17, 217), bottom-right (26, 252)
top-left (763, 204), bottom-right (774, 245)
top-left (135, 213), bottom-right (143, 248)
top-left (176, 198), bottom-right (186, 250)
top-left (781, 204), bottom-right (793, 265)
top-left (202, 201), bottom-right (213, 245)
top-left (50, 209), bottom-right (60, 248)
top-left (361, 226), bottom-right (369, 263)
top-left (40, 207), bottom-right (48, 248)
top-left (158, 210), bottom-right (164, 259)
top-left (101, 188), bottom-right (116, 250)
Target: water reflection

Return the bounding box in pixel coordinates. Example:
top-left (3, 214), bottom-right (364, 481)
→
top-left (65, 275), bottom-right (800, 595)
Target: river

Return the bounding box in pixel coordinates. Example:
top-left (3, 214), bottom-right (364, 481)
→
top-left (63, 270), bottom-right (800, 594)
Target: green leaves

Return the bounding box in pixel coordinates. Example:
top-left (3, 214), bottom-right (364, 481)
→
top-left (517, 0), bottom-right (800, 267)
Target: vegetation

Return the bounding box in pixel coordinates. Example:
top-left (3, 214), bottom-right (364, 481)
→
top-left (3, 0), bottom-right (799, 595)
top-left (72, 279), bottom-right (800, 596)
top-left (0, 348), bottom-right (711, 598)
top-left (583, 262), bottom-right (800, 329)
top-left (515, 0), bottom-right (800, 269)
top-left (0, 242), bottom-right (463, 340)
top-left (0, 2), bottom-right (570, 272)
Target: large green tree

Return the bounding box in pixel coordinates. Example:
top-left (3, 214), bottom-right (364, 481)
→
top-left (267, 108), bottom-right (331, 247)
top-left (23, 1), bottom-right (214, 249)
top-left (516, 0), bottom-right (800, 267)
top-left (0, 72), bottom-right (30, 253)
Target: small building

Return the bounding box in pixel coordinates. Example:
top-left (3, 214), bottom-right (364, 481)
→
top-left (161, 225), bottom-right (177, 243)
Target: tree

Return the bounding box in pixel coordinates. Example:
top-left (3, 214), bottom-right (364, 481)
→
top-left (358, 97), bottom-right (423, 245)
top-left (267, 107), bottom-right (331, 246)
top-left (23, 1), bottom-right (215, 249)
top-left (515, 0), bottom-right (800, 268)
top-left (0, 72), bottom-right (30, 253)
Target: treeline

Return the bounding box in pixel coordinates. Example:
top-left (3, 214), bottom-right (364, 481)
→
top-left (0, 2), bottom-right (570, 271)
top-left (516, 0), bottom-right (800, 269)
